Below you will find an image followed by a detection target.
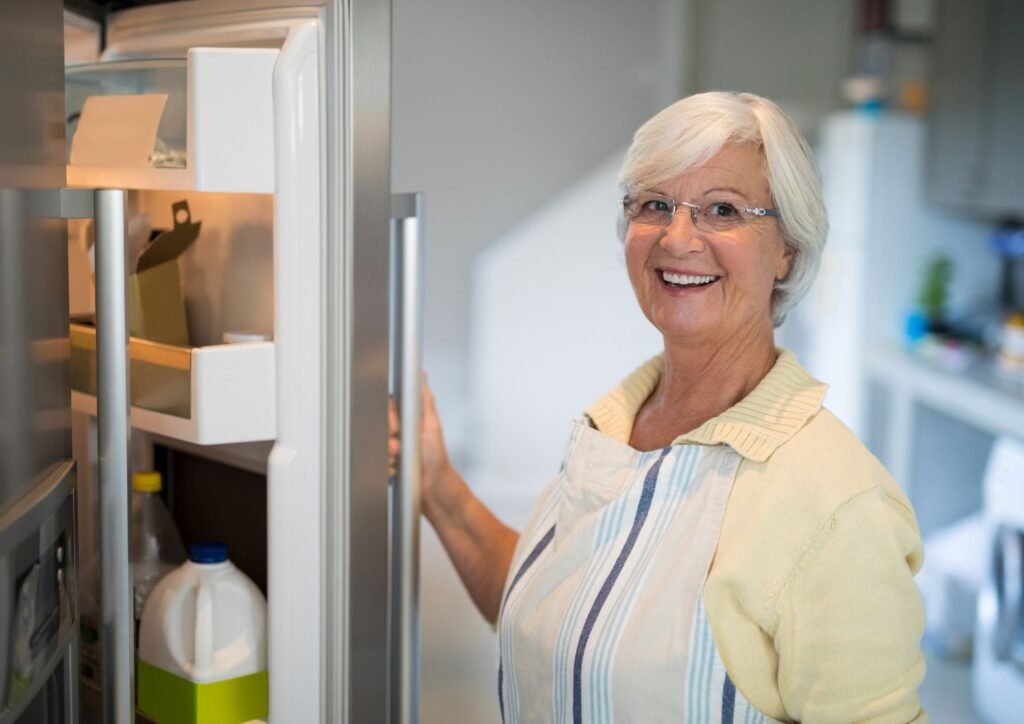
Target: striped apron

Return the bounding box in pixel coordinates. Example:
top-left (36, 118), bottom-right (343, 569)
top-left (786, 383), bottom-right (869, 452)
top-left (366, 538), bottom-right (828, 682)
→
top-left (497, 421), bottom-right (783, 724)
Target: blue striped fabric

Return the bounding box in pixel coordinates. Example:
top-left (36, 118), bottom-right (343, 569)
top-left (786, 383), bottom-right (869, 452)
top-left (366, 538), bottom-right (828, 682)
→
top-left (550, 454), bottom-right (644, 723)
top-left (585, 445), bottom-right (700, 724)
top-left (499, 466), bottom-right (566, 724)
top-left (686, 594), bottom-right (778, 724)
top-left (570, 448), bottom-right (668, 724)
top-left (722, 673), bottom-right (736, 724)
top-left (498, 423), bottom-right (780, 724)
top-left (499, 524), bottom-right (556, 724)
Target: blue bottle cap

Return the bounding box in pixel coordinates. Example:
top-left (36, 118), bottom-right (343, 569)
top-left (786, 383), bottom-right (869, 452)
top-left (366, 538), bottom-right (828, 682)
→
top-left (188, 541), bottom-right (228, 564)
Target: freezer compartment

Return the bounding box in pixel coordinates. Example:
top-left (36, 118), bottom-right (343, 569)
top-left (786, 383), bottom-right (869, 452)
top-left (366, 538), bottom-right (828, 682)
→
top-left (0, 465), bottom-right (76, 724)
top-left (65, 48), bottom-right (277, 193)
top-left (69, 323), bottom-right (275, 445)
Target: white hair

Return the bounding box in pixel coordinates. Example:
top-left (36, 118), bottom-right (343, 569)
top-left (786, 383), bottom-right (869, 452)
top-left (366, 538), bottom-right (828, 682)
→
top-left (618, 91), bottom-right (828, 327)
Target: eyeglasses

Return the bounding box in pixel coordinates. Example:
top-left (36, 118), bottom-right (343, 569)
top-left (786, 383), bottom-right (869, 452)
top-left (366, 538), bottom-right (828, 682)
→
top-left (620, 190), bottom-right (779, 233)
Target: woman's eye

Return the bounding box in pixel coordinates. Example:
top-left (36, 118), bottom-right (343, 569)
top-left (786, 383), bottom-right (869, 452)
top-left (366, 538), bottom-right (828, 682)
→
top-left (643, 200), bottom-right (670, 212)
top-left (706, 202), bottom-right (739, 218)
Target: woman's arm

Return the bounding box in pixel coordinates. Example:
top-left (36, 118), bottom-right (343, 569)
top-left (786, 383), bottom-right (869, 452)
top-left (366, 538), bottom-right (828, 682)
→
top-left (392, 382), bottom-right (519, 624)
top-left (423, 464), bottom-right (519, 624)
top-left (773, 485), bottom-right (927, 723)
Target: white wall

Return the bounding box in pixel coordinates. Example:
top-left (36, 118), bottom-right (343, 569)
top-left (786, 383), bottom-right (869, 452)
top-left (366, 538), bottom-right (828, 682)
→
top-left (392, 0), bottom-right (691, 462)
top-left (468, 153), bottom-right (662, 511)
top-left (689, 0), bottom-right (856, 140)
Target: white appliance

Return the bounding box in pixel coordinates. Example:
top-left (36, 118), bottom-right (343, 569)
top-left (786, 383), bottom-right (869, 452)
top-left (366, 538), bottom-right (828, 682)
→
top-left (793, 111), bottom-right (996, 443)
top-left (974, 435), bottom-right (1024, 724)
top-left (53, 2), bottom-right (423, 723)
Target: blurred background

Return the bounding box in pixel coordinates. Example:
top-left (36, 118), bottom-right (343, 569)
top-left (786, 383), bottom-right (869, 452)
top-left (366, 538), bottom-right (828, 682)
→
top-left (392, 0), bottom-right (1024, 722)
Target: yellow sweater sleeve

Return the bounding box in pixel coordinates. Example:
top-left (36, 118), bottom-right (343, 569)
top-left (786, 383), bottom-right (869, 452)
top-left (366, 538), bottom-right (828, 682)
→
top-left (773, 485), bottom-right (928, 724)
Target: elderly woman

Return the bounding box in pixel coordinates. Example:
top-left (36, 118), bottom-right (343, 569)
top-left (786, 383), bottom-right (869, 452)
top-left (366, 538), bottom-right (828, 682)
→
top-left (402, 91), bottom-right (926, 723)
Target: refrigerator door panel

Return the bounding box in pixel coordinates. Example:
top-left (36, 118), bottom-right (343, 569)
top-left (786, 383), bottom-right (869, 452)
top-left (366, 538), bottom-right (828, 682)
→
top-left (0, 0), bottom-right (71, 516)
top-left (0, 468), bottom-right (77, 723)
top-left (268, 19), bottom-right (328, 722)
top-left (0, 192), bottom-right (71, 514)
top-left (0, 2), bottom-right (79, 723)
top-left (321, 1), bottom-right (393, 720)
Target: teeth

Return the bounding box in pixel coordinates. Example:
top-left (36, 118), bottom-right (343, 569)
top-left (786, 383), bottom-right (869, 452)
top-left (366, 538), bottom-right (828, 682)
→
top-left (661, 271), bottom-right (719, 286)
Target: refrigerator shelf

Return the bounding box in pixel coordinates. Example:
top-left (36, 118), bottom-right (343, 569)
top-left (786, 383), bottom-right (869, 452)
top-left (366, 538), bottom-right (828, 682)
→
top-left (70, 323), bottom-right (276, 445)
top-left (65, 49), bottom-right (277, 193)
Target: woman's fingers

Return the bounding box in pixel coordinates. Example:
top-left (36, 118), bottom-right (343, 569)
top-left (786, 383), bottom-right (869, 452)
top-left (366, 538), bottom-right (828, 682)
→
top-left (388, 396), bottom-right (400, 476)
top-left (422, 377), bottom-right (443, 437)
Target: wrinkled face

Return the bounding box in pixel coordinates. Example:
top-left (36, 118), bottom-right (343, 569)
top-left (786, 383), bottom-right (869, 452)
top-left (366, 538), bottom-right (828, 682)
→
top-left (623, 143), bottom-right (792, 346)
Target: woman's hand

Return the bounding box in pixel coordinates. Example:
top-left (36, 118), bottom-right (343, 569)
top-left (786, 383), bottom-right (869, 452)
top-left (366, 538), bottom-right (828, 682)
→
top-left (389, 375), bottom-right (519, 623)
top-left (388, 396), bottom-right (400, 477)
top-left (388, 377), bottom-right (460, 523)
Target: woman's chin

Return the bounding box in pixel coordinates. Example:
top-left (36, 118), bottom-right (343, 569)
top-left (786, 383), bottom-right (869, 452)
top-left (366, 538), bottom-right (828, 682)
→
top-left (650, 314), bottom-right (720, 343)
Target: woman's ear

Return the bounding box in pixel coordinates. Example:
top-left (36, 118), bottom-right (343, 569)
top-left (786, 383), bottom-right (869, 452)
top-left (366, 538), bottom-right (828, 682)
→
top-left (776, 246), bottom-right (795, 282)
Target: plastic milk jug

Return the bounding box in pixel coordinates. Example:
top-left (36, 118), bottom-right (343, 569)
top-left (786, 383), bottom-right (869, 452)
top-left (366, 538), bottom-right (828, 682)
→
top-left (137, 542), bottom-right (268, 724)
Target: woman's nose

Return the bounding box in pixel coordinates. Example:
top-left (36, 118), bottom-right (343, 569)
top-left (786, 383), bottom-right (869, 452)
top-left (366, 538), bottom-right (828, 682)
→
top-left (658, 208), bottom-right (706, 255)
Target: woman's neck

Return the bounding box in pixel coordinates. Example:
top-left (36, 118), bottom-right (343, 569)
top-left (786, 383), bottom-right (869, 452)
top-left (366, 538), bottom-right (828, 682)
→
top-left (629, 324), bottom-right (778, 450)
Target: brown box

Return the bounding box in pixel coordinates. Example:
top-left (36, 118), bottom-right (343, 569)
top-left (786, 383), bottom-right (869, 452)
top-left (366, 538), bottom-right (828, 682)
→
top-left (128, 200), bottom-right (200, 347)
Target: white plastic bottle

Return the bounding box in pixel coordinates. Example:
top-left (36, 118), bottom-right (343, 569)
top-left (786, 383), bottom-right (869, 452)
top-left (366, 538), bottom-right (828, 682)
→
top-left (138, 542), bottom-right (268, 723)
top-left (130, 471), bottom-right (186, 625)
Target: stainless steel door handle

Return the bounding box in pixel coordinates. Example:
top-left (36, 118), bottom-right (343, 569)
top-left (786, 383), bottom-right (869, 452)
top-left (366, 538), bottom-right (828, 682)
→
top-left (37, 187), bottom-right (132, 723)
top-left (389, 192), bottom-right (423, 724)
top-left (993, 525), bottom-right (1024, 665)
top-left (93, 189), bottom-right (134, 724)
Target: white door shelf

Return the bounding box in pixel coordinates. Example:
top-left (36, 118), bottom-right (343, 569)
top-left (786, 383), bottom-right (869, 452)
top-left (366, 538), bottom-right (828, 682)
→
top-left (65, 48), bottom-right (277, 193)
top-left (70, 324), bottom-right (276, 445)
top-left (866, 345), bottom-right (1024, 441)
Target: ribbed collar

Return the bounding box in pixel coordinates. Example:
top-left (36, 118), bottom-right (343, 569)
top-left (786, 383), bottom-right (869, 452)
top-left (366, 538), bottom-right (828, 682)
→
top-left (584, 349), bottom-right (828, 463)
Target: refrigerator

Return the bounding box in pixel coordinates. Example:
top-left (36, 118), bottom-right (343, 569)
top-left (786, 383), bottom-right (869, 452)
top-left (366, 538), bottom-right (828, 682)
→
top-left (0, 0), bottom-right (79, 721)
top-left (7, 0), bottom-right (423, 722)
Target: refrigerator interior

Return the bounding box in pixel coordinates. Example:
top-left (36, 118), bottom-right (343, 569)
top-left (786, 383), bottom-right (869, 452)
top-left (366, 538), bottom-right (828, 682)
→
top-left (71, 188), bottom-right (276, 719)
top-left (62, 1), bottom-right (395, 721)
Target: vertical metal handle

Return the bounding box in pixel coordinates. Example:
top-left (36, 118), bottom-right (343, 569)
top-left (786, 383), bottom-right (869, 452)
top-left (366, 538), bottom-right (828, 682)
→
top-left (994, 525), bottom-right (1024, 664)
top-left (94, 189), bottom-right (133, 724)
top-left (389, 192), bottom-right (424, 724)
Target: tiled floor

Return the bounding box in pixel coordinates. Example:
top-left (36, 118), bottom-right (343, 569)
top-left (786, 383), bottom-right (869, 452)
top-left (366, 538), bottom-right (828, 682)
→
top-left (921, 651), bottom-right (984, 724)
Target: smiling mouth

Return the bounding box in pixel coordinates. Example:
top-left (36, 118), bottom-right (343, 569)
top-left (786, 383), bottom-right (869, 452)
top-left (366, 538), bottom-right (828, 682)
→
top-left (659, 270), bottom-right (721, 289)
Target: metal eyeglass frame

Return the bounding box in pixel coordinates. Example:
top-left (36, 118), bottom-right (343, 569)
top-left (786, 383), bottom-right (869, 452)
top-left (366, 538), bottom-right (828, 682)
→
top-left (620, 191), bottom-right (780, 231)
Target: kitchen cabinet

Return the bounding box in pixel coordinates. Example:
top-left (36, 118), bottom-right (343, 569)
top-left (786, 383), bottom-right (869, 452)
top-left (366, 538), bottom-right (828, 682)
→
top-left (984, 0), bottom-right (1024, 213)
top-left (928, 0), bottom-right (1024, 218)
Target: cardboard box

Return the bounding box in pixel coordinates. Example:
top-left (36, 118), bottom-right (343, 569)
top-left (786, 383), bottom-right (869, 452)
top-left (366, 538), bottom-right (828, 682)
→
top-left (128, 200), bottom-right (200, 347)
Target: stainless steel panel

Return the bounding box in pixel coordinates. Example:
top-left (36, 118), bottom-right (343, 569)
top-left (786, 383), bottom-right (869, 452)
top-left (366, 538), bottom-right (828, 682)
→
top-left (323, 0), bottom-right (393, 721)
top-left (0, 189), bottom-right (72, 515)
top-left (0, 3), bottom-right (76, 722)
top-left (0, 0), bottom-right (71, 518)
